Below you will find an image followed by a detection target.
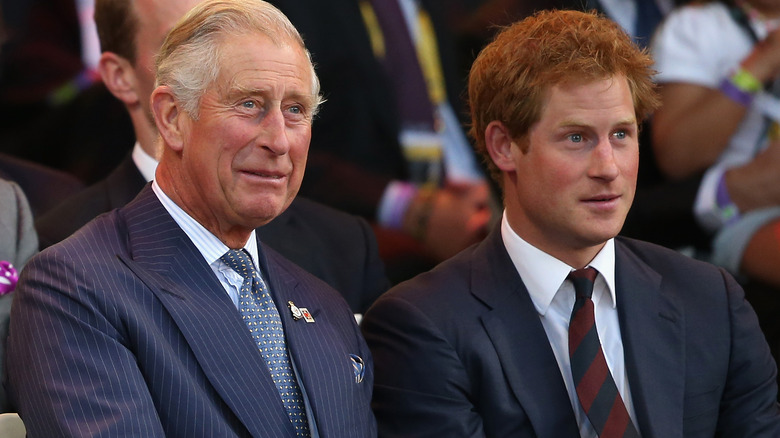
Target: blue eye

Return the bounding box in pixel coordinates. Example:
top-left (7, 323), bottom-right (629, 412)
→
top-left (569, 133), bottom-right (583, 143)
top-left (242, 101), bottom-right (256, 109)
top-left (613, 130), bottom-right (626, 140)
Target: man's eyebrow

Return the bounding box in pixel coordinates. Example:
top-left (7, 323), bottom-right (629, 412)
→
top-left (227, 85), bottom-right (315, 105)
top-left (614, 117), bottom-right (638, 126)
top-left (226, 84), bottom-right (267, 98)
top-left (556, 117), bottom-right (637, 128)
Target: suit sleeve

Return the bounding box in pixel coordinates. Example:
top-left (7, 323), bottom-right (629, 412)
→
top-left (361, 294), bottom-right (487, 438)
top-left (6, 249), bottom-right (166, 437)
top-left (717, 268), bottom-right (780, 436)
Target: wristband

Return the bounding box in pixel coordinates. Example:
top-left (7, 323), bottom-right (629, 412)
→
top-left (720, 67), bottom-right (762, 106)
top-left (731, 67), bottom-right (762, 92)
top-left (719, 78), bottom-right (754, 106)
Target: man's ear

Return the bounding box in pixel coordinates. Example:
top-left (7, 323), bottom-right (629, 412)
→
top-left (485, 120), bottom-right (518, 172)
top-left (98, 52), bottom-right (140, 106)
top-left (151, 86), bottom-right (186, 151)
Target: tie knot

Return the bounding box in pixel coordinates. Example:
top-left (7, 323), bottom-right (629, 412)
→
top-left (568, 267), bottom-right (598, 300)
top-left (220, 249), bottom-right (256, 279)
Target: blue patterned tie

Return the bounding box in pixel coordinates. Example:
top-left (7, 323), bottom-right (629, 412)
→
top-left (568, 268), bottom-right (639, 438)
top-left (221, 249), bottom-right (310, 437)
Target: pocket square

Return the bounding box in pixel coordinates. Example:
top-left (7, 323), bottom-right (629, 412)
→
top-left (349, 354), bottom-right (365, 384)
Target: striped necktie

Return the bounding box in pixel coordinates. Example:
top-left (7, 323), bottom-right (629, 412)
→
top-left (221, 249), bottom-right (310, 437)
top-left (568, 268), bottom-right (639, 438)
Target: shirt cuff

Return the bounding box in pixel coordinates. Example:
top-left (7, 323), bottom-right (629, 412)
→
top-left (694, 167), bottom-right (740, 232)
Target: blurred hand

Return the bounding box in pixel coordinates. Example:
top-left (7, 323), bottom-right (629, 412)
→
top-left (726, 138), bottom-right (780, 212)
top-left (405, 181), bottom-right (492, 262)
top-left (742, 27), bottom-right (780, 83)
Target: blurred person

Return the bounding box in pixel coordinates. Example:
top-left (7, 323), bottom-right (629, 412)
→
top-left (362, 9), bottom-right (780, 437)
top-left (0, 178), bottom-right (37, 413)
top-left (7, 0), bottom-right (376, 435)
top-left (269, 0), bottom-right (493, 281)
top-left (0, 0), bottom-right (133, 184)
top-left (651, 0), bottom-right (780, 287)
top-left (34, 0), bottom-right (389, 315)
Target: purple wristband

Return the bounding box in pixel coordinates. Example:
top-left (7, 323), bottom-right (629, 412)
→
top-left (720, 78), bottom-right (755, 106)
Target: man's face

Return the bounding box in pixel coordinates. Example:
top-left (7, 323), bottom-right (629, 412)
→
top-left (176, 33), bottom-right (315, 232)
top-left (133, 0), bottom-right (201, 117)
top-left (505, 75), bottom-right (638, 264)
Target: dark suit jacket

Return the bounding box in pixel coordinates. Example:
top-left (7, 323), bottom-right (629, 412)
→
top-left (35, 155), bottom-right (389, 314)
top-left (0, 153), bottom-right (84, 218)
top-left (8, 186), bottom-right (376, 437)
top-left (362, 227), bottom-right (780, 437)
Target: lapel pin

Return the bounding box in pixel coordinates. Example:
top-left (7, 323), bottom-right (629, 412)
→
top-left (300, 307), bottom-right (315, 323)
top-left (288, 301), bottom-right (303, 320)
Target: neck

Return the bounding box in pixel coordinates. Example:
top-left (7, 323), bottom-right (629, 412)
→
top-left (155, 163), bottom-right (253, 249)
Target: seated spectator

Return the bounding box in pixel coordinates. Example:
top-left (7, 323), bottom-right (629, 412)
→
top-left (362, 9), bottom-right (780, 436)
top-left (0, 178), bottom-right (37, 412)
top-left (651, 0), bottom-right (780, 287)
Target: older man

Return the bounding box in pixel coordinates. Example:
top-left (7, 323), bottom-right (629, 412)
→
top-left (7, 1), bottom-right (376, 436)
top-left (34, 0), bottom-right (389, 316)
top-left (362, 9), bottom-right (780, 437)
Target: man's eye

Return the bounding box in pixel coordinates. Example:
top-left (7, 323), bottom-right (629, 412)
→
top-left (288, 105), bottom-right (301, 114)
top-left (613, 130), bottom-right (626, 140)
top-left (241, 101), bottom-right (256, 109)
top-left (569, 133), bottom-right (583, 143)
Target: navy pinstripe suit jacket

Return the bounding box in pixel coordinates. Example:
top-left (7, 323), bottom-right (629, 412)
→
top-left (6, 186), bottom-right (376, 437)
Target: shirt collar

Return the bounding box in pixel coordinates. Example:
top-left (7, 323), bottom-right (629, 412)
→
top-left (132, 142), bottom-right (159, 183)
top-left (151, 181), bottom-right (259, 269)
top-left (500, 211), bottom-right (617, 316)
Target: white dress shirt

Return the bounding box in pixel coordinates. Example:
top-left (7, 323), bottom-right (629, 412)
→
top-left (131, 142), bottom-right (159, 183)
top-left (500, 212), bottom-right (638, 438)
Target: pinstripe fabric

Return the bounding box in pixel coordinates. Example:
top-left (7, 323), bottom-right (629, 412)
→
top-left (6, 186), bottom-right (376, 437)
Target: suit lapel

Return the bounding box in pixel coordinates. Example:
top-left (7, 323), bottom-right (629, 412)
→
top-left (473, 230), bottom-right (581, 436)
top-left (615, 240), bottom-right (685, 438)
top-left (116, 187), bottom-right (295, 437)
top-left (259, 243), bottom-right (361, 436)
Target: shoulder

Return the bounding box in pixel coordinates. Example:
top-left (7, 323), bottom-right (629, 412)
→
top-left (653, 2), bottom-right (746, 84)
top-left (0, 154), bottom-right (84, 217)
top-left (0, 178), bottom-right (37, 266)
top-left (615, 236), bottom-right (743, 307)
top-left (0, 178), bottom-right (23, 209)
top-left (661, 2), bottom-right (736, 32)
top-left (286, 196), bottom-right (367, 231)
top-left (372, 240), bottom-right (483, 315)
top-left (35, 208), bottom-right (128, 268)
top-left (616, 236), bottom-right (726, 279)
top-left (35, 180), bottom-right (112, 248)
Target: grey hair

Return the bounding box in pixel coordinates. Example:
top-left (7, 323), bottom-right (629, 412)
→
top-left (155, 0), bottom-right (322, 119)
